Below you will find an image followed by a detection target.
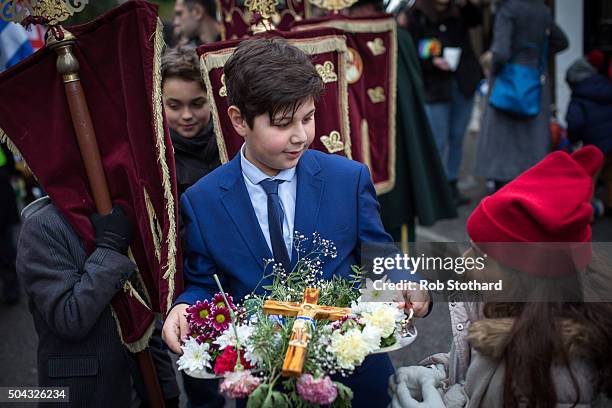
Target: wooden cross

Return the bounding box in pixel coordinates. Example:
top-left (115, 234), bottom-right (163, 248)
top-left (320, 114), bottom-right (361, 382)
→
top-left (263, 288), bottom-right (351, 376)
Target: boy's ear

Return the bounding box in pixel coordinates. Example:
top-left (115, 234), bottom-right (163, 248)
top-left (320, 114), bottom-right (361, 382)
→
top-left (228, 105), bottom-right (248, 138)
top-left (191, 3), bottom-right (206, 19)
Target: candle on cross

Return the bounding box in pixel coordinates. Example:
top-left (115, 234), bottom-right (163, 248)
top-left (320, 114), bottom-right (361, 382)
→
top-left (263, 288), bottom-right (351, 376)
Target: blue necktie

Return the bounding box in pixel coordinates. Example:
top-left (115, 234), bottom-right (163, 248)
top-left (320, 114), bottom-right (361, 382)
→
top-left (259, 179), bottom-right (290, 270)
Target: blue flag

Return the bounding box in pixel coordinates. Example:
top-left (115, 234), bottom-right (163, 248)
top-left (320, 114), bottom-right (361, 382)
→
top-left (0, 19), bottom-right (33, 72)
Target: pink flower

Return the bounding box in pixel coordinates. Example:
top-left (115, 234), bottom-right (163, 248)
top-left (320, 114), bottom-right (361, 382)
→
top-left (297, 374), bottom-right (338, 405)
top-left (212, 292), bottom-right (235, 310)
top-left (209, 306), bottom-right (231, 332)
top-left (331, 315), bottom-right (361, 332)
top-left (219, 370), bottom-right (261, 399)
top-left (186, 300), bottom-right (212, 327)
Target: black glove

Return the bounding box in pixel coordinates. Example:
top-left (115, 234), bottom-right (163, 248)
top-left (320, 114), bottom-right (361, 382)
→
top-left (90, 205), bottom-right (133, 254)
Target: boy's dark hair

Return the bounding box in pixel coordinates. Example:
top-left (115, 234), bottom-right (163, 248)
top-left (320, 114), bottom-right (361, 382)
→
top-left (161, 45), bottom-right (204, 88)
top-left (224, 37), bottom-right (325, 128)
top-left (185, 0), bottom-right (218, 21)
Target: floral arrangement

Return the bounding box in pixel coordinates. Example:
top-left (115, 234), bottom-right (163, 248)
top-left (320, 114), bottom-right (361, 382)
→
top-left (177, 232), bottom-right (414, 407)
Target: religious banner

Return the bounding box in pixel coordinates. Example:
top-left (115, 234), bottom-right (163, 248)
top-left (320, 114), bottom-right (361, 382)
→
top-left (0, 1), bottom-right (182, 351)
top-left (198, 27), bottom-right (352, 163)
top-left (293, 14), bottom-right (397, 194)
top-left (218, 0), bottom-right (308, 40)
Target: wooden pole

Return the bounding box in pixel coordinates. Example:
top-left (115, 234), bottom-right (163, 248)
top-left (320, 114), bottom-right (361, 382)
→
top-left (46, 29), bottom-right (165, 408)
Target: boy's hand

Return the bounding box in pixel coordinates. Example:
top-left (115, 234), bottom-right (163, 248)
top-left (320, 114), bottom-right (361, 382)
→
top-left (162, 303), bottom-right (190, 354)
top-left (399, 288), bottom-right (430, 317)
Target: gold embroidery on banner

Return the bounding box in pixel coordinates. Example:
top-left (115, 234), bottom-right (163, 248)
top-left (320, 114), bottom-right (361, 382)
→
top-left (367, 38), bottom-right (386, 56)
top-left (315, 61), bottom-right (337, 83)
top-left (320, 131), bottom-right (344, 153)
top-left (244, 0), bottom-right (277, 19)
top-left (219, 74), bottom-right (227, 97)
top-left (367, 86), bottom-right (385, 104)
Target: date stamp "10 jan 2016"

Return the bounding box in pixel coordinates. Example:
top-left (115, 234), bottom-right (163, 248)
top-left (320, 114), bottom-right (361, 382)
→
top-left (0, 387), bottom-right (69, 402)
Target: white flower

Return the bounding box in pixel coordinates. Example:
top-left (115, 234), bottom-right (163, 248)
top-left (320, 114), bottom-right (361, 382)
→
top-left (328, 328), bottom-right (373, 370)
top-left (361, 325), bottom-right (384, 350)
top-left (360, 303), bottom-right (404, 338)
top-left (214, 324), bottom-right (253, 350)
top-left (177, 338), bottom-right (211, 372)
top-left (358, 277), bottom-right (401, 303)
top-left (244, 343), bottom-right (264, 366)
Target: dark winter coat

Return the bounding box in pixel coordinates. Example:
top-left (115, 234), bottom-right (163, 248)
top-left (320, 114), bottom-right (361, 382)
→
top-left (406, 0), bottom-right (483, 103)
top-left (16, 198), bottom-right (179, 407)
top-left (170, 121), bottom-right (220, 197)
top-left (475, 0), bottom-right (568, 181)
top-left (566, 59), bottom-right (612, 154)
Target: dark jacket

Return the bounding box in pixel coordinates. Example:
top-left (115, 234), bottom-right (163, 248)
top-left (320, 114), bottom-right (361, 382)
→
top-left (0, 143), bottom-right (19, 230)
top-left (490, 0), bottom-right (568, 73)
top-left (406, 0), bottom-right (483, 103)
top-left (171, 122), bottom-right (220, 197)
top-left (16, 198), bottom-right (179, 407)
top-left (566, 59), bottom-right (612, 154)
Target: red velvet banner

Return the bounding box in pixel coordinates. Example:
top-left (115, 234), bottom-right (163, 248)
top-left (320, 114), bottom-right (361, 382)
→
top-left (197, 28), bottom-right (352, 163)
top-left (293, 14), bottom-right (397, 194)
top-left (0, 1), bottom-right (182, 349)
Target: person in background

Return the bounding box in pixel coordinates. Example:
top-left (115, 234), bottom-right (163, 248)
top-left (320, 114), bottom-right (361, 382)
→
top-left (162, 45), bottom-right (220, 197)
top-left (475, 0), bottom-right (568, 193)
top-left (161, 44), bottom-right (223, 408)
top-left (0, 143), bottom-right (20, 305)
top-left (173, 0), bottom-right (220, 46)
top-left (566, 55), bottom-right (612, 215)
top-left (404, 0), bottom-right (483, 206)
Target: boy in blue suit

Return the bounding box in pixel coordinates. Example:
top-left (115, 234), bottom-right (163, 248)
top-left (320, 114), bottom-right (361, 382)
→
top-left (162, 37), bottom-right (430, 406)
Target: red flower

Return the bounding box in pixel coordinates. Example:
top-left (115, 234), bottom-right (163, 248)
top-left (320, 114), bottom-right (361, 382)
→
top-left (212, 292), bottom-right (235, 310)
top-left (213, 347), bottom-right (252, 376)
top-left (186, 300), bottom-right (212, 327)
top-left (209, 306), bottom-right (231, 332)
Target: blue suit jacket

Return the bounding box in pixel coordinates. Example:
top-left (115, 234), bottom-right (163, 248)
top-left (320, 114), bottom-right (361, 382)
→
top-left (177, 149), bottom-right (397, 304)
top-left (177, 150), bottom-right (396, 407)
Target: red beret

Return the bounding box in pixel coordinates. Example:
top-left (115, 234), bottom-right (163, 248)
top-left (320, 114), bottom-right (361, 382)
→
top-left (467, 146), bottom-right (604, 276)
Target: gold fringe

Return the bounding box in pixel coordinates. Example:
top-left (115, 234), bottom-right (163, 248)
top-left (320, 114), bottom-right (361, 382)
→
top-left (295, 18), bottom-right (396, 34)
top-left (152, 19), bottom-right (178, 313)
top-left (144, 187), bottom-right (162, 263)
top-left (128, 247), bottom-right (153, 306)
top-left (202, 35), bottom-right (348, 70)
top-left (360, 119), bottom-right (372, 171)
top-left (336, 44), bottom-right (352, 159)
top-left (111, 305), bottom-right (156, 353)
top-left (0, 127), bottom-right (31, 172)
top-left (201, 54), bottom-right (230, 164)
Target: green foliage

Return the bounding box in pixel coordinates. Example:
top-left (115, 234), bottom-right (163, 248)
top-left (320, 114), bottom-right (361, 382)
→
top-left (248, 384), bottom-right (291, 408)
top-left (331, 382), bottom-right (353, 408)
top-left (380, 334), bottom-right (397, 348)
